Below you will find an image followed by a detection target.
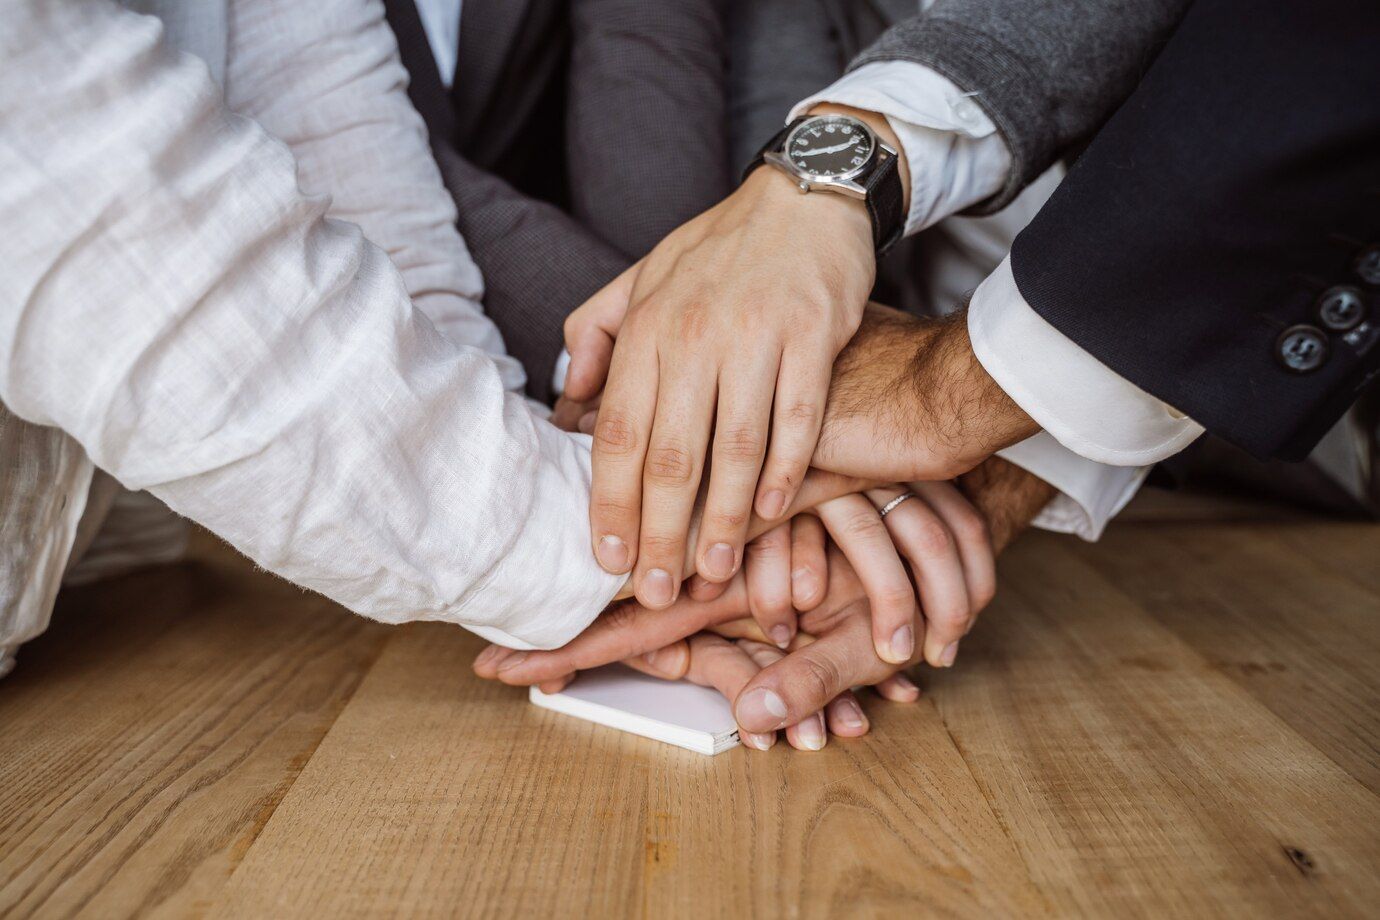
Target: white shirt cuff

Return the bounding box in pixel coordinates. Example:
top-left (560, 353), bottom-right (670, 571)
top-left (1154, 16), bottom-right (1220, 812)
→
top-left (970, 256), bottom-right (1205, 466)
top-left (996, 433), bottom-right (1148, 541)
top-left (792, 61), bottom-right (1011, 235)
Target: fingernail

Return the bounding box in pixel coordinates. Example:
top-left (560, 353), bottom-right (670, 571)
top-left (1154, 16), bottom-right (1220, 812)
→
top-left (792, 568), bottom-right (818, 602)
top-left (769, 624), bottom-right (792, 649)
top-left (741, 731), bottom-right (775, 751)
top-left (495, 651), bottom-right (528, 673)
top-left (641, 568), bottom-right (674, 607)
top-left (796, 713), bottom-right (826, 751)
top-left (892, 672), bottom-right (920, 697)
top-left (736, 687), bottom-right (789, 730)
top-left (940, 641), bottom-right (959, 668)
top-left (704, 543), bottom-right (736, 579)
top-left (643, 646), bottom-right (680, 676)
top-left (597, 535), bottom-right (628, 572)
top-left (578, 411), bottom-right (597, 434)
top-left (836, 698), bottom-right (866, 730)
top-left (883, 625), bottom-right (914, 664)
top-left (758, 489), bottom-right (787, 519)
top-left (474, 645), bottom-right (503, 670)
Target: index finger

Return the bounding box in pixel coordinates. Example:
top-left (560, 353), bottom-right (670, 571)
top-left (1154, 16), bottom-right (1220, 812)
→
top-left (588, 319), bottom-right (659, 576)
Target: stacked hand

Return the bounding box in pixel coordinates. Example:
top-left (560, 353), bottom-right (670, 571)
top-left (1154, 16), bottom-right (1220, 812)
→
top-left (474, 456), bottom-right (1054, 750)
top-left (505, 104), bottom-right (1054, 750)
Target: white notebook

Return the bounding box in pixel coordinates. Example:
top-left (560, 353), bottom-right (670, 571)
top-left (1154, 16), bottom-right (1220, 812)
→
top-left (529, 663), bottom-right (740, 755)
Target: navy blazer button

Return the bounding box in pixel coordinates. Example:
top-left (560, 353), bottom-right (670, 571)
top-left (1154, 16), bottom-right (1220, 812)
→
top-left (1356, 246), bottom-right (1380, 286)
top-left (1276, 325), bottom-right (1329, 373)
top-left (1316, 285), bottom-right (1366, 331)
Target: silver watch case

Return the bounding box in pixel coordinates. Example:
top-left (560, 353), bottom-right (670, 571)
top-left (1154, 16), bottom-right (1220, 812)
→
top-left (764, 117), bottom-right (897, 200)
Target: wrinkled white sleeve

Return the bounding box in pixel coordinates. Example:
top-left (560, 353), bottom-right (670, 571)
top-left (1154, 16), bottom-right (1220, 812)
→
top-left (792, 62), bottom-right (1010, 235)
top-left (224, 0), bottom-right (525, 394)
top-left (971, 258), bottom-right (1206, 467)
top-left (0, 0), bottom-right (623, 649)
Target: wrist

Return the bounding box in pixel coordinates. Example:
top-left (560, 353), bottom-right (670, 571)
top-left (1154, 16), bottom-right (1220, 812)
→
top-left (908, 311), bottom-right (1039, 473)
top-left (806, 102), bottom-right (912, 203)
top-left (957, 457), bottom-right (1057, 553)
top-left (741, 160), bottom-right (873, 253)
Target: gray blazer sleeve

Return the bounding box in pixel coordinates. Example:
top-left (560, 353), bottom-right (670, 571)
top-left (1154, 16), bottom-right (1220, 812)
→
top-left (431, 143), bottom-right (630, 403)
top-left (850, 0), bottom-right (1191, 213)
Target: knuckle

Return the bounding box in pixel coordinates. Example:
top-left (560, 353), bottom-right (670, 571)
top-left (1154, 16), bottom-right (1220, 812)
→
top-left (953, 509), bottom-right (990, 546)
top-left (937, 610), bottom-right (974, 637)
top-left (678, 301), bottom-right (710, 342)
top-left (911, 519), bottom-right (955, 557)
top-left (645, 441), bottom-right (696, 485)
top-left (593, 412), bottom-right (639, 457)
top-left (877, 584), bottom-right (917, 614)
top-left (777, 400), bottom-right (821, 433)
top-left (639, 533), bottom-right (683, 558)
top-left (714, 424), bottom-right (765, 464)
top-left (746, 534), bottom-right (787, 560)
top-left (592, 495), bottom-right (636, 523)
top-left (708, 508), bottom-right (749, 534)
top-left (838, 510), bottom-right (883, 543)
top-left (798, 653), bottom-right (843, 704)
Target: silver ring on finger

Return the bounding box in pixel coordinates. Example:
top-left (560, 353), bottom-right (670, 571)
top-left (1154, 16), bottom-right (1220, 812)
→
top-left (877, 491), bottom-right (917, 519)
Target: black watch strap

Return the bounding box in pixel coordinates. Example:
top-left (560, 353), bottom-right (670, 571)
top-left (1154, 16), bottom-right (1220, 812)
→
top-left (863, 150), bottom-right (905, 256)
top-left (743, 118), bottom-right (906, 256)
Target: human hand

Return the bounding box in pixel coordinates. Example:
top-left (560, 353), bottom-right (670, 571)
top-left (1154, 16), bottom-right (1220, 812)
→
top-left (480, 458), bottom-right (1049, 683)
top-left (732, 460), bottom-right (1056, 732)
top-left (690, 480), bottom-right (994, 669)
top-left (473, 558), bottom-right (921, 752)
top-left (551, 394), bottom-right (598, 433)
top-left (575, 163), bottom-right (877, 611)
top-left (681, 515), bottom-right (828, 652)
top-left (477, 460), bottom-right (1056, 738)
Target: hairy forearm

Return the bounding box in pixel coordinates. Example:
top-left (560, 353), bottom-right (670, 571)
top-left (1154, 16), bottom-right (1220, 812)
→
top-left (818, 305), bottom-right (1039, 482)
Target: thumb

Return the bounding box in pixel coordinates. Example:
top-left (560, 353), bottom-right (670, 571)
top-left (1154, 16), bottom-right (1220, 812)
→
top-left (564, 260), bottom-right (641, 402)
top-left (732, 611), bottom-right (889, 732)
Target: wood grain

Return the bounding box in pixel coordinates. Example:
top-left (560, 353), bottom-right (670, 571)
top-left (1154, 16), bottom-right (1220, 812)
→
top-left (0, 534), bottom-right (389, 918)
top-left (1, 518), bottom-right (1377, 919)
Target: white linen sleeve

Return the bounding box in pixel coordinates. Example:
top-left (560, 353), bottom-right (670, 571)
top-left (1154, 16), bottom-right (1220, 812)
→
top-left (791, 62), bottom-right (1012, 235)
top-left (223, 0), bottom-right (526, 395)
top-left (970, 257), bottom-right (1205, 466)
top-left (0, 0), bottom-right (622, 649)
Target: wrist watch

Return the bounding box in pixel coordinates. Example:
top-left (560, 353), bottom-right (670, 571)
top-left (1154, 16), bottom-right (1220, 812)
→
top-left (745, 113), bottom-right (905, 255)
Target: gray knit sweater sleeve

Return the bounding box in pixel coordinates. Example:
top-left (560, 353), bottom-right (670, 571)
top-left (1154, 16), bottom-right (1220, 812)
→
top-left (849, 0), bottom-right (1191, 213)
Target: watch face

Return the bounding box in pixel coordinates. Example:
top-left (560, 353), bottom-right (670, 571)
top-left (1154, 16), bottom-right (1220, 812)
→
top-left (785, 116), bottom-right (875, 180)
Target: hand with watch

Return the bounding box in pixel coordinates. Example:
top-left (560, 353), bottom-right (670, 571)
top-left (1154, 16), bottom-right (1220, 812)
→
top-left (561, 105), bottom-right (911, 615)
top-left (748, 112), bottom-right (907, 255)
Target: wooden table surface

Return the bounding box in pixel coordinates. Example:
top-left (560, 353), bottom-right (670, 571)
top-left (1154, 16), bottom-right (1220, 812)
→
top-left (2, 509), bottom-right (1378, 918)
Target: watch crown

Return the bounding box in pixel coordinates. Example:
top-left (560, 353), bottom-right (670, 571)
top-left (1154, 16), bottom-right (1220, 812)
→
top-left (797, 181), bottom-right (810, 194)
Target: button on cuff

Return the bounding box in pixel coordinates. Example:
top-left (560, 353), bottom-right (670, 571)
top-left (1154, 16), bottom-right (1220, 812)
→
top-left (1276, 325), bottom-right (1329, 373)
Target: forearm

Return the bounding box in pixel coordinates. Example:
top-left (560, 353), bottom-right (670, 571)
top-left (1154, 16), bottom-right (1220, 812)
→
top-left (816, 306), bottom-right (1039, 484)
top-left (0, 0), bottom-right (623, 648)
top-left (223, 0), bottom-right (525, 393)
top-left (849, 0), bottom-right (1191, 210)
